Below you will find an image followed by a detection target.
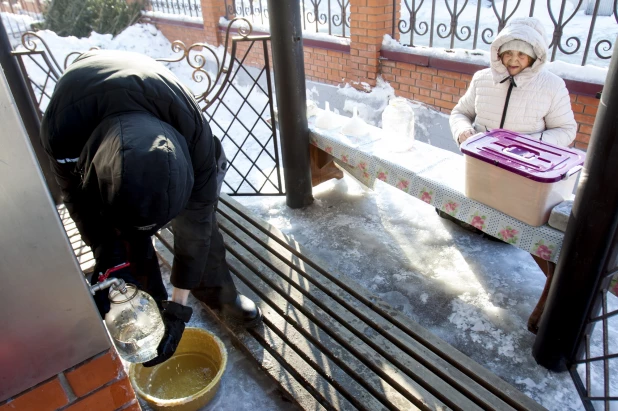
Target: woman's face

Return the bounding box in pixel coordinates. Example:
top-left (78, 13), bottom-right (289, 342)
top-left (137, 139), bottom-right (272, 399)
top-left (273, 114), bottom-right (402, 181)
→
top-left (500, 50), bottom-right (532, 76)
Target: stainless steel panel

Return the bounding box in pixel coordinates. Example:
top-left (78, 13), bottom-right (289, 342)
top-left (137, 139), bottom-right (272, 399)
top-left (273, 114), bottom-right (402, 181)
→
top-left (0, 68), bottom-right (110, 402)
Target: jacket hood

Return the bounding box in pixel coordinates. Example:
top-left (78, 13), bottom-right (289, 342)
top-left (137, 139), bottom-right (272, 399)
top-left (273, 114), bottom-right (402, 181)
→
top-left (490, 17), bottom-right (549, 85)
top-left (81, 112), bottom-right (194, 235)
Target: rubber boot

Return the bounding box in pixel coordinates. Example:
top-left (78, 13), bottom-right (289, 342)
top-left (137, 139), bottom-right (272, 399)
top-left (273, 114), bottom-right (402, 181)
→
top-left (192, 288), bottom-right (263, 328)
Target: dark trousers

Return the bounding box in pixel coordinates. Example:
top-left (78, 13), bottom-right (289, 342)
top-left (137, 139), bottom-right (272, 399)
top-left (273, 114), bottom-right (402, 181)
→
top-left (189, 209), bottom-right (237, 307)
top-left (124, 211), bottom-right (236, 309)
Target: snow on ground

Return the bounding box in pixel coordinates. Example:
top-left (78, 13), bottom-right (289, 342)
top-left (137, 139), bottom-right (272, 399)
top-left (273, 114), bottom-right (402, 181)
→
top-left (8, 21), bottom-right (618, 410)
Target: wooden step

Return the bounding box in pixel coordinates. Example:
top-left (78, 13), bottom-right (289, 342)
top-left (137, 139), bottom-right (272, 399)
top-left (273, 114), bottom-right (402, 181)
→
top-left (154, 194), bottom-right (547, 411)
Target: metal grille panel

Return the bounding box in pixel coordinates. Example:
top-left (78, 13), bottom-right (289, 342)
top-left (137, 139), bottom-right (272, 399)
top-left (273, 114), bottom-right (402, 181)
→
top-left (201, 38), bottom-right (283, 196)
top-left (569, 251), bottom-right (618, 410)
top-left (224, 0), bottom-right (351, 38)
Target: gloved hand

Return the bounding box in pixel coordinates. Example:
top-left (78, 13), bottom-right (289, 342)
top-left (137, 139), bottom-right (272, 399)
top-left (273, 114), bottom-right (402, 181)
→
top-left (143, 301), bottom-right (193, 367)
top-left (90, 263), bottom-right (136, 318)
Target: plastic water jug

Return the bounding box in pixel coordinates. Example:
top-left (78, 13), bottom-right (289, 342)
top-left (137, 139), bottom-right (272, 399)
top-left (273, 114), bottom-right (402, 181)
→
top-left (104, 283), bottom-right (165, 363)
top-left (381, 97), bottom-right (415, 152)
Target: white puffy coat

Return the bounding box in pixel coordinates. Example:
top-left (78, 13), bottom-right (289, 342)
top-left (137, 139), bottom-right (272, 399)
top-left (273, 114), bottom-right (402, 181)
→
top-left (449, 17), bottom-right (577, 147)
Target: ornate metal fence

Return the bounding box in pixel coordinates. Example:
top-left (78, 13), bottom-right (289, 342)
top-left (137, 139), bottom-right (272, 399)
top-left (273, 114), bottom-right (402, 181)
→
top-left (224, 0), bottom-right (351, 37)
top-left (11, 18), bottom-right (284, 196)
top-left (146, 0), bottom-right (202, 17)
top-left (393, 0), bottom-right (618, 66)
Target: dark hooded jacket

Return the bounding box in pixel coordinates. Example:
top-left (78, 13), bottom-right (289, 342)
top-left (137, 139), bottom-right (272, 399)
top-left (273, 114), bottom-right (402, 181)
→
top-left (41, 50), bottom-right (218, 289)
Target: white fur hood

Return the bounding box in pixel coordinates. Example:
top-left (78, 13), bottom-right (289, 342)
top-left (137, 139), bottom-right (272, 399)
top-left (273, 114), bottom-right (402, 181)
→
top-left (490, 17), bottom-right (549, 87)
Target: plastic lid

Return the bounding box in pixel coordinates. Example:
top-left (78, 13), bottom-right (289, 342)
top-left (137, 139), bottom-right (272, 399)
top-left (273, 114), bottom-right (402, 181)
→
top-left (460, 129), bottom-right (586, 182)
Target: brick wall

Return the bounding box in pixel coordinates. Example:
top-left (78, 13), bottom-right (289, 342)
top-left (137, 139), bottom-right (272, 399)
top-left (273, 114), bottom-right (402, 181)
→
top-left (0, 350), bottom-right (140, 411)
top-left (570, 94), bottom-right (599, 150)
top-left (304, 48), bottom-right (349, 85)
top-left (145, 17), bottom-right (207, 47)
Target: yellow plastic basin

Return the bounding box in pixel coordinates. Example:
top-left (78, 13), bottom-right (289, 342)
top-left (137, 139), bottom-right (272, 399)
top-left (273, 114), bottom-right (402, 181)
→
top-left (129, 327), bottom-right (227, 411)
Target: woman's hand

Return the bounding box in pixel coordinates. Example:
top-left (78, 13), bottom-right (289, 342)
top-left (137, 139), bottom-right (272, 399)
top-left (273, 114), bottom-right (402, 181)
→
top-left (457, 129), bottom-right (476, 145)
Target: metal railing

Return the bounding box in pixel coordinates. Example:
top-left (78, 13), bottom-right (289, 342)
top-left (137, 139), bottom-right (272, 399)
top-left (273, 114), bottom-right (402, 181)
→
top-left (1, 0), bottom-right (44, 40)
top-left (147, 0), bottom-right (202, 18)
top-left (569, 273), bottom-right (618, 410)
top-left (393, 0), bottom-right (618, 67)
top-left (224, 0), bottom-right (351, 37)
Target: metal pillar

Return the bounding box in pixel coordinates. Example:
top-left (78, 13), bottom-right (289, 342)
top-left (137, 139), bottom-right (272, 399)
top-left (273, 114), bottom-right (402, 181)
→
top-left (266, 0), bottom-right (314, 209)
top-left (532, 43), bottom-right (618, 370)
top-left (0, 19), bottom-right (61, 204)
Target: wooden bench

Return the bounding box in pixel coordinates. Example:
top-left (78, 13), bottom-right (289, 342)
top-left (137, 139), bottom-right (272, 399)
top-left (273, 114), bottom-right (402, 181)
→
top-left (152, 194), bottom-right (545, 410)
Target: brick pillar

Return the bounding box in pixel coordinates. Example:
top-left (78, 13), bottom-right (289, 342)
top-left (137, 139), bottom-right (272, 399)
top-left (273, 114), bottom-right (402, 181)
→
top-left (394, 0), bottom-right (401, 42)
top-left (200, 0), bottom-right (227, 46)
top-left (348, 0), bottom-right (394, 88)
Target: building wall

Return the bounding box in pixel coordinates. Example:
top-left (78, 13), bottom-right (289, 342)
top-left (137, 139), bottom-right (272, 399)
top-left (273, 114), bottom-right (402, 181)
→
top-left (0, 351), bottom-right (140, 411)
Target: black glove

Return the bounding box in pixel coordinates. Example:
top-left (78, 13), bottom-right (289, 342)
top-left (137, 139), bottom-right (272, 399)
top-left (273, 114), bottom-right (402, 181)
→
top-left (143, 301), bottom-right (193, 367)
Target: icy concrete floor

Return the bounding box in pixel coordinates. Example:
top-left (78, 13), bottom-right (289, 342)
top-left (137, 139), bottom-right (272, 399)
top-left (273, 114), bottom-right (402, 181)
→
top-left (235, 174), bottom-right (589, 411)
top-left (126, 265), bottom-right (296, 411)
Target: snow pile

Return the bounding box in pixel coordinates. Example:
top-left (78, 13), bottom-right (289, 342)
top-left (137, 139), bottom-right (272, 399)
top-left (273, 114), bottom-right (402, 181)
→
top-left (15, 23), bottom-right (173, 63)
top-left (382, 34), bottom-right (491, 65)
top-left (1, 11), bottom-right (40, 47)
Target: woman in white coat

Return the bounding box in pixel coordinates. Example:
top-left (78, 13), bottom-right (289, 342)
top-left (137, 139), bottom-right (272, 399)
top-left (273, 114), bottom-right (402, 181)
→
top-left (447, 17), bottom-right (577, 334)
top-left (450, 17), bottom-right (577, 147)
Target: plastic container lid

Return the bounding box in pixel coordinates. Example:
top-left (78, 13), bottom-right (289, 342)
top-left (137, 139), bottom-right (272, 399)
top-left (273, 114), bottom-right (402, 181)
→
top-left (460, 129), bottom-right (585, 183)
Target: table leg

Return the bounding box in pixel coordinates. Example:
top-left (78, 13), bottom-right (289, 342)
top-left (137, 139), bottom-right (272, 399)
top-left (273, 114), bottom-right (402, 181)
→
top-left (310, 144), bottom-right (343, 187)
top-left (527, 254), bottom-right (556, 334)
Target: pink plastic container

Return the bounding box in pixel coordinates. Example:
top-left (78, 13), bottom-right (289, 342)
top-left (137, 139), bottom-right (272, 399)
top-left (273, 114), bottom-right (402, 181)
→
top-left (460, 130), bottom-right (585, 226)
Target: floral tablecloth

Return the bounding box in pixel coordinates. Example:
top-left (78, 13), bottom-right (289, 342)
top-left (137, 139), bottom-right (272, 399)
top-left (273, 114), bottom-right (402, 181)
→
top-left (308, 116), bottom-right (565, 263)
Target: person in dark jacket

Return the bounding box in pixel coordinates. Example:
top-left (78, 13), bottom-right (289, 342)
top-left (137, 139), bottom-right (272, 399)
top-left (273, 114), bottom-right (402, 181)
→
top-left (41, 50), bottom-right (262, 366)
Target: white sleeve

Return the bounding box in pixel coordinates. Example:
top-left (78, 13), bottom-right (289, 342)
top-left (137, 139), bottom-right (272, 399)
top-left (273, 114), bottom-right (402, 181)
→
top-left (449, 72), bottom-right (479, 143)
